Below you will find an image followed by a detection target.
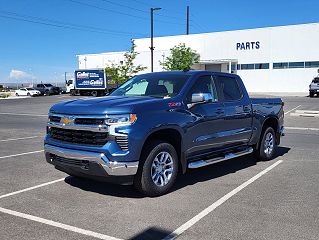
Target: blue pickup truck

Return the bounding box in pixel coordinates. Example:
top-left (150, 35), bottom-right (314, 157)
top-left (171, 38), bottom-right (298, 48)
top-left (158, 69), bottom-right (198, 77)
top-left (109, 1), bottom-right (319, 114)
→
top-left (45, 71), bottom-right (284, 196)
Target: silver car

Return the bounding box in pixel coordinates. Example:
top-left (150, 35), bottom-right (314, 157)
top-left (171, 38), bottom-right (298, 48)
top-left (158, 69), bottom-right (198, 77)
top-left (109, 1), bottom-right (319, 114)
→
top-left (309, 77), bottom-right (319, 97)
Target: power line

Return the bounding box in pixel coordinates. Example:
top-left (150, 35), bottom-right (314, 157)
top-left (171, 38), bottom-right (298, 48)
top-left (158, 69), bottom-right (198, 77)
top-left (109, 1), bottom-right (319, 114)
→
top-left (98, 0), bottom-right (183, 21)
top-left (67, 0), bottom-right (147, 21)
top-left (0, 10), bottom-right (146, 36)
top-left (67, 0), bottom-right (186, 26)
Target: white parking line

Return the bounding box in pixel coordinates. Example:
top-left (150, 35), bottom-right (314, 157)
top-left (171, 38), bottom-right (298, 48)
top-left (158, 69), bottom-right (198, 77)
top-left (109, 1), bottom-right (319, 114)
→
top-left (0, 150), bottom-right (44, 159)
top-left (0, 178), bottom-right (65, 199)
top-left (286, 127), bottom-right (319, 131)
top-left (285, 105), bottom-right (301, 115)
top-left (0, 207), bottom-right (122, 240)
top-left (0, 112), bottom-right (47, 117)
top-left (0, 136), bottom-right (39, 142)
top-left (163, 160), bottom-right (283, 240)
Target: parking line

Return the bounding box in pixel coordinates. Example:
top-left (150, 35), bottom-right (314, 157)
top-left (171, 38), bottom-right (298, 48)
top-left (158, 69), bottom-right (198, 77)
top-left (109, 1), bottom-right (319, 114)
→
top-left (0, 136), bottom-right (39, 142)
top-left (0, 150), bottom-right (44, 159)
top-left (163, 160), bottom-right (283, 240)
top-left (0, 112), bottom-right (47, 117)
top-left (286, 127), bottom-right (319, 131)
top-left (0, 178), bottom-right (65, 199)
top-left (0, 207), bottom-right (122, 240)
top-left (285, 105), bottom-right (301, 115)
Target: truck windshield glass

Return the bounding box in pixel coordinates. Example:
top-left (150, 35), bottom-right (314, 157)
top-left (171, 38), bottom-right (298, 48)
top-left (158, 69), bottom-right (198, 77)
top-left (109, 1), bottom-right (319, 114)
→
top-left (44, 84), bottom-right (53, 87)
top-left (110, 74), bottom-right (190, 98)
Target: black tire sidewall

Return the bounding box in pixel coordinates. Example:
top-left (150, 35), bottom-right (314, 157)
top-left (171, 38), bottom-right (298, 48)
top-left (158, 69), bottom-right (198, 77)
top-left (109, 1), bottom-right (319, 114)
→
top-left (258, 127), bottom-right (276, 161)
top-left (135, 141), bottom-right (178, 197)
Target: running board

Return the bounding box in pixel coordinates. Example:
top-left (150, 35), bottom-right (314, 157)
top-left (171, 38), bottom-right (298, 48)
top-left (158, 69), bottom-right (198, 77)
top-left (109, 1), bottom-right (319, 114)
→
top-left (188, 147), bottom-right (253, 169)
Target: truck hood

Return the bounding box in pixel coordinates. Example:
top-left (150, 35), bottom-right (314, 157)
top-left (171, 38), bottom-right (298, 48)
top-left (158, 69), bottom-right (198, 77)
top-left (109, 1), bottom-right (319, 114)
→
top-left (49, 96), bottom-right (169, 115)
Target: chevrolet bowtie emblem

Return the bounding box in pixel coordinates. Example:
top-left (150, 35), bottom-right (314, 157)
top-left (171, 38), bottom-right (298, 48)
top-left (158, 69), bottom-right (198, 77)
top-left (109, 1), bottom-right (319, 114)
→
top-left (60, 117), bottom-right (74, 125)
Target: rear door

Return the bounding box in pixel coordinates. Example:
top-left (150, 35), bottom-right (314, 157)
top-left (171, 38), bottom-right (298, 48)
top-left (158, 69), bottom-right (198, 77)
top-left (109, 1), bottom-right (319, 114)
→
top-left (184, 75), bottom-right (227, 159)
top-left (215, 74), bottom-right (253, 147)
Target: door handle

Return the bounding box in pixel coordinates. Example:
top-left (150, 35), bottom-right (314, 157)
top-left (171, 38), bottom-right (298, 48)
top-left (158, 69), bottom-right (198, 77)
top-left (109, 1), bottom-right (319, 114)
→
top-left (215, 108), bottom-right (225, 115)
top-left (243, 106), bottom-right (251, 112)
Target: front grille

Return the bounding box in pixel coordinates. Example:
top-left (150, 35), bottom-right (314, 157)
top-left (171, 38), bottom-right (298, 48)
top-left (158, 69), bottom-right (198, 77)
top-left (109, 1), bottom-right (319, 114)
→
top-left (74, 118), bottom-right (104, 125)
top-left (49, 115), bottom-right (61, 122)
top-left (49, 127), bottom-right (108, 145)
top-left (115, 136), bottom-right (129, 151)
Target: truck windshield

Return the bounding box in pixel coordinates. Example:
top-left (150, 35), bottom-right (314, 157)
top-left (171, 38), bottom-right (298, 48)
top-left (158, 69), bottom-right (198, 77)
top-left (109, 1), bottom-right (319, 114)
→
top-left (110, 74), bottom-right (190, 98)
top-left (44, 84), bottom-right (53, 87)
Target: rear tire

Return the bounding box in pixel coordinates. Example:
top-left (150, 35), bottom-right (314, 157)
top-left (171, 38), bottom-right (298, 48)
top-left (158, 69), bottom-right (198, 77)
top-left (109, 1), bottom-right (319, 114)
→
top-left (134, 141), bottom-right (179, 197)
top-left (15, 93), bottom-right (19, 96)
top-left (254, 127), bottom-right (277, 161)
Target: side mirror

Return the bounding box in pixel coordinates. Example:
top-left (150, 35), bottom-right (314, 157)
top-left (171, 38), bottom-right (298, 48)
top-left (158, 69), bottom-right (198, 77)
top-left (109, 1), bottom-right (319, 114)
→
top-left (191, 93), bottom-right (213, 103)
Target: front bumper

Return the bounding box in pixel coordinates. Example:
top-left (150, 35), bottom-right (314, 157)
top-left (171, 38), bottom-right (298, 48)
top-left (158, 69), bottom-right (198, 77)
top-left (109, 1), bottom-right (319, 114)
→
top-left (44, 144), bottom-right (139, 182)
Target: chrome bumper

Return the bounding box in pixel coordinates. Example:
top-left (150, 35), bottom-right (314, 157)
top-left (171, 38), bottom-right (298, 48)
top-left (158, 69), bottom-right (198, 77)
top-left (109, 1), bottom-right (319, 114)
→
top-left (44, 144), bottom-right (138, 176)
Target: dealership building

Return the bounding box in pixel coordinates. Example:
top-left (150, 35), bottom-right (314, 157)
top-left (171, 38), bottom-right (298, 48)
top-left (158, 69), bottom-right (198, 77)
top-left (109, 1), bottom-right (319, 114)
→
top-left (77, 23), bottom-right (319, 92)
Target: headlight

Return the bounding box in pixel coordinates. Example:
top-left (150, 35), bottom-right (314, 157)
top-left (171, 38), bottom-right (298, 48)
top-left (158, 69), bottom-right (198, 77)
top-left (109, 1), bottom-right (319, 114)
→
top-left (104, 114), bottom-right (137, 125)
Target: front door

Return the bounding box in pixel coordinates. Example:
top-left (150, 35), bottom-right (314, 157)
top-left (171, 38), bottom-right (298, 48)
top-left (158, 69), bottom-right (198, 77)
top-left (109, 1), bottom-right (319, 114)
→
top-left (184, 75), bottom-right (226, 160)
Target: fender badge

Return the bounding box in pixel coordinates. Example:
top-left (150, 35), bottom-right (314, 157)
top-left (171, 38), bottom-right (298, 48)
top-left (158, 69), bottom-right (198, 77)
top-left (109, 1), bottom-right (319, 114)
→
top-left (168, 102), bottom-right (182, 107)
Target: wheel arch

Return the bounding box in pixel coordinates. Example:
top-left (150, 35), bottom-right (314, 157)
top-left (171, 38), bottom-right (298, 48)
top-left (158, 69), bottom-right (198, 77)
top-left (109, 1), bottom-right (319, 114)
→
top-left (140, 126), bottom-right (186, 174)
top-left (257, 116), bottom-right (280, 149)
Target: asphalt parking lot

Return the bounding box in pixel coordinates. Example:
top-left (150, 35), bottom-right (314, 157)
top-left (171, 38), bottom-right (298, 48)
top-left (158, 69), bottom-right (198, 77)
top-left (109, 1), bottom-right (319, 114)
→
top-left (0, 94), bottom-right (318, 240)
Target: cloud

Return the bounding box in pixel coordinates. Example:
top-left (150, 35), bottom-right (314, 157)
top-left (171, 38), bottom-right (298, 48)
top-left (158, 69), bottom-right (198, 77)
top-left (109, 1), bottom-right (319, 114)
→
top-left (9, 69), bottom-right (32, 80)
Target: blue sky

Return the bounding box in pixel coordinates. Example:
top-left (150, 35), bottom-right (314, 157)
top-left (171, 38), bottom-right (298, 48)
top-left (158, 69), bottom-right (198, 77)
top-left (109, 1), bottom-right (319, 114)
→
top-left (0, 0), bottom-right (318, 83)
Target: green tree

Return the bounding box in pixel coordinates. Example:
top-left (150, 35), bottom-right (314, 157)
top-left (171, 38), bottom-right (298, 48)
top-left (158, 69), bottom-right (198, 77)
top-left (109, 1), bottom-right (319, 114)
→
top-left (160, 43), bottom-right (200, 71)
top-left (105, 40), bottom-right (146, 85)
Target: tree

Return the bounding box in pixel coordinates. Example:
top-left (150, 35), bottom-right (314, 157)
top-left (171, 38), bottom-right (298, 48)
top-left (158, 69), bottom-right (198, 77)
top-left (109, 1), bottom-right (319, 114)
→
top-left (105, 40), bottom-right (146, 85)
top-left (160, 43), bottom-right (200, 71)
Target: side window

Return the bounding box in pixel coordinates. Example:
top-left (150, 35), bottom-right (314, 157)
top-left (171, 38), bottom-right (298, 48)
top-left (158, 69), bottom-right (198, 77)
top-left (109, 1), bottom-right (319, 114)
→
top-left (217, 76), bottom-right (242, 101)
top-left (187, 75), bottom-right (218, 103)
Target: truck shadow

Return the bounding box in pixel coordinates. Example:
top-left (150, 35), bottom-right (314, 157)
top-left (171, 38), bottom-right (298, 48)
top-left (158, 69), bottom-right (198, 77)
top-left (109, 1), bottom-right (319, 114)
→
top-left (64, 146), bottom-right (290, 198)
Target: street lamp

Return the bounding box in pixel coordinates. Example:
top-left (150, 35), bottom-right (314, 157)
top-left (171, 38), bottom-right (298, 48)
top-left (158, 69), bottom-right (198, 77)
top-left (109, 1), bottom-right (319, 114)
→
top-left (150, 7), bottom-right (161, 72)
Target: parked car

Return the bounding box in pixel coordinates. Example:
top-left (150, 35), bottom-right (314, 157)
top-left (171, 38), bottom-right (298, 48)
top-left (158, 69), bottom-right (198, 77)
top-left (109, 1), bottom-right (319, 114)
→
top-left (34, 84), bottom-right (61, 95)
top-left (44, 71), bottom-right (284, 196)
top-left (15, 88), bottom-right (41, 97)
top-left (309, 77), bottom-right (319, 97)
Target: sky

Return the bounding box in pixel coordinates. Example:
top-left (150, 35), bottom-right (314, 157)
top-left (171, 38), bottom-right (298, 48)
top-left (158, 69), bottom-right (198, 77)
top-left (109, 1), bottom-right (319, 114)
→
top-left (0, 0), bottom-right (319, 84)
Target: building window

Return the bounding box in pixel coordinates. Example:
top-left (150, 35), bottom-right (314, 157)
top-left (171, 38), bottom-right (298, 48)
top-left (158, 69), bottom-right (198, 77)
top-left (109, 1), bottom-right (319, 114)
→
top-left (288, 62), bottom-right (305, 68)
top-left (273, 62), bottom-right (288, 69)
top-left (240, 64), bottom-right (254, 70)
top-left (255, 63), bottom-right (269, 69)
top-left (227, 64), bottom-right (238, 72)
top-left (305, 61), bottom-right (319, 68)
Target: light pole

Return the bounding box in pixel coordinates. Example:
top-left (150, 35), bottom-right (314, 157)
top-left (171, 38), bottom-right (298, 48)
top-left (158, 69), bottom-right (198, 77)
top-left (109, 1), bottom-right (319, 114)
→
top-left (150, 7), bottom-right (161, 72)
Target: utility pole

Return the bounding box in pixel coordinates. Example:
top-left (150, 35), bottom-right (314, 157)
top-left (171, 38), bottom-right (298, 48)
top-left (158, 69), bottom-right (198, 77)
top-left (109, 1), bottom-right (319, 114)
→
top-left (150, 7), bottom-right (161, 72)
top-left (186, 6), bottom-right (189, 35)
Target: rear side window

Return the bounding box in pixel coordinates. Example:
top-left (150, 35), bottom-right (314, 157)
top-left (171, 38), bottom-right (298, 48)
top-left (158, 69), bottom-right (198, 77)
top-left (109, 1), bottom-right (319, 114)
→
top-left (217, 76), bottom-right (242, 101)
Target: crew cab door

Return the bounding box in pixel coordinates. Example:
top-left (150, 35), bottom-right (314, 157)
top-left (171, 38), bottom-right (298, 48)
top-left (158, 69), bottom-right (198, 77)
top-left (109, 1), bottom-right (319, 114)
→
top-left (215, 74), bottom-right (253, 147)
top-left (184, 75), bottom-right (226, 159)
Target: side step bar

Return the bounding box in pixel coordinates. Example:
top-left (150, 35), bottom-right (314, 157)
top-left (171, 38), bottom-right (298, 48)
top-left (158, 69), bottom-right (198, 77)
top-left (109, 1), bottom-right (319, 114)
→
top-left (188, 147), bottom-right (253, 169)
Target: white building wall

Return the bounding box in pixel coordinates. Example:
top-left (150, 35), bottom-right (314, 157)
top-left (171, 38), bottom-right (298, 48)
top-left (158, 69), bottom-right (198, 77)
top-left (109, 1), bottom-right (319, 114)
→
top-left (78, 23), bottom-right (319, 92)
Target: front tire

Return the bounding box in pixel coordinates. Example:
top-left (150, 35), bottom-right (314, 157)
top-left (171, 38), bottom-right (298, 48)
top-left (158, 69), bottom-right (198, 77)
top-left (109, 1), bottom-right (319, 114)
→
top-left (254, 127), bottom-right (277, 161)
top-left (134, 141), bottom-right (179, 197)
top-left (309, 92), bottom-right (314, 98)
